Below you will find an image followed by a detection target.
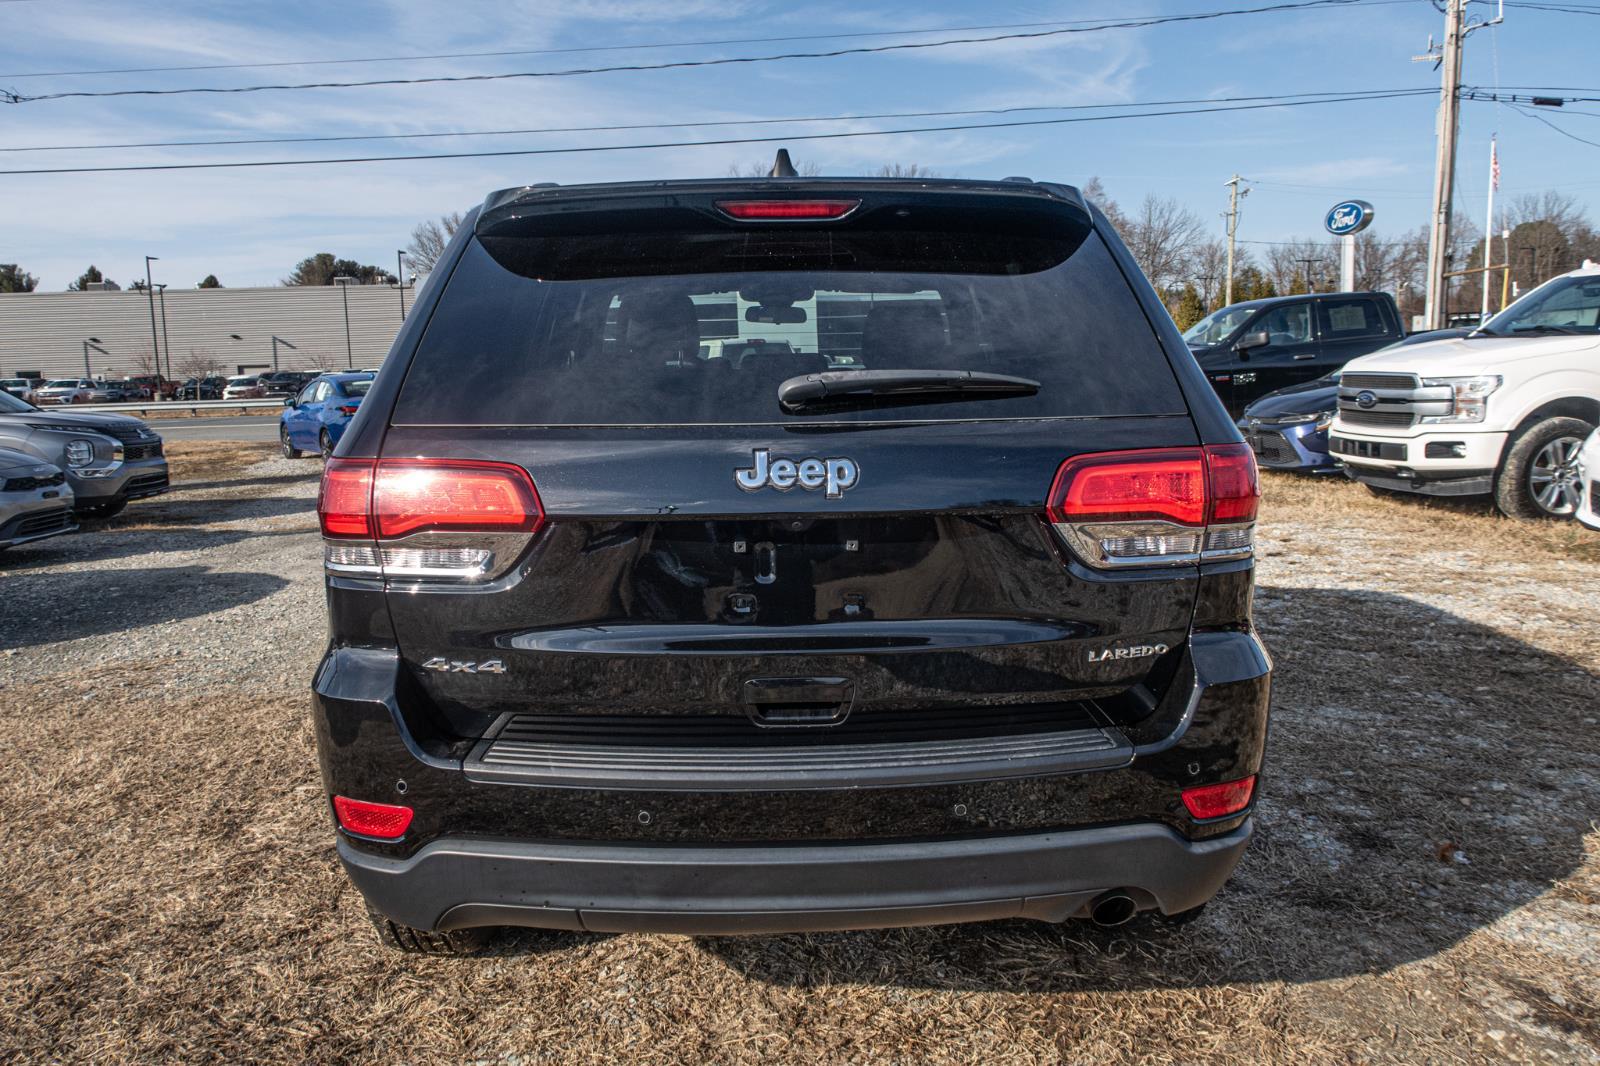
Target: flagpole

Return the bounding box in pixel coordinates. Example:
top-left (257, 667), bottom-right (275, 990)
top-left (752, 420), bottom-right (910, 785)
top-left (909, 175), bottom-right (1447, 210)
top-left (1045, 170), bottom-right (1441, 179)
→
top-left (1481, 135), bottom-right (1497, 322)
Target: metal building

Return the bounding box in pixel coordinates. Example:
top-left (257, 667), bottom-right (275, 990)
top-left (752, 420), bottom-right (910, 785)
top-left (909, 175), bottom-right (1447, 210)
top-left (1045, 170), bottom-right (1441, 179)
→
top-left (0, 282), bottom-right (417, 381)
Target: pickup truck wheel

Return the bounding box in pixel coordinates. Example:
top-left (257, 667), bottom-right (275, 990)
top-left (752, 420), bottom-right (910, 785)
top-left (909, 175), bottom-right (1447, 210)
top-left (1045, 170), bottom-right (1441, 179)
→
top-left (1495, 416), bottom-right (1592, 519)
top-left (365, 903), bottom-right (490, 955)
top-left (279, 425), bottom-right (304, 459)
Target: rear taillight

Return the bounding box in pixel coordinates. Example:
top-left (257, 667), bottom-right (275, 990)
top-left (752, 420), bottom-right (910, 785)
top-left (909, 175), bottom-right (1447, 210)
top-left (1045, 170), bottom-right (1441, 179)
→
top-left (318, 458), bottom-right (543, 582)
top-left (1181, 775), bottom-right (1256, 820)
top-left (337, 404), bottom-right (359, 415)
top-left (332, 795), bottom-right (414, 840)
top-left (715, 199), bottom-right (860, 220)
top-left (1046, 444), bottom-right (1259, 569)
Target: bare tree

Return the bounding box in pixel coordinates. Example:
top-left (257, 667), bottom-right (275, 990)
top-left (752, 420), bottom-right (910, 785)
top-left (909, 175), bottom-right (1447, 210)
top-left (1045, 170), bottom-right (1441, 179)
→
top-left (405, 212), bottom-right (465, 274)
top-left (1079, 176), bottom-right (1128, 233)
top-left (130, 346), bottom-right (160, 376)
top-left (176, 348), bottom-right (225, 381)
top-left (1122, 195), bottom-right (1206, 291)
top-left (303, 348), bottom-right (341, 372)
top-left (727, 159), bottom-right (823, 177)
top-left (874, 163), bottom-right (939, 178)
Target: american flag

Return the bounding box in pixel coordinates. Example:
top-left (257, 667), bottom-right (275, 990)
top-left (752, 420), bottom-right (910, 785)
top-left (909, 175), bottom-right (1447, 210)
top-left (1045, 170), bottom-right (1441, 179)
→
top-left (1490, 137), bottom-right (1500, 191)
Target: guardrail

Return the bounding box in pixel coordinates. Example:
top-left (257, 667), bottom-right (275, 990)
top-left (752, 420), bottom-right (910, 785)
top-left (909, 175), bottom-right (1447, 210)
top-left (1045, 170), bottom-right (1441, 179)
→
top-left (72, 398), bottom-right (284, 417)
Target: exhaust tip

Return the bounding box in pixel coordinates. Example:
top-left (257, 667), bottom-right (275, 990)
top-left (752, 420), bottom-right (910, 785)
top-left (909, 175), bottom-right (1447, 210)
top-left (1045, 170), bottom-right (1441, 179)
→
top-left (1089, 891), bottom-right (1138, 928)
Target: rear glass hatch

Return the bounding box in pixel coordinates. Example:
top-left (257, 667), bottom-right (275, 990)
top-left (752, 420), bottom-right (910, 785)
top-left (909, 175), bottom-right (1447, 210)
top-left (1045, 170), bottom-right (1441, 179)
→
top-left (367, 179), bottom-right (1214, 770)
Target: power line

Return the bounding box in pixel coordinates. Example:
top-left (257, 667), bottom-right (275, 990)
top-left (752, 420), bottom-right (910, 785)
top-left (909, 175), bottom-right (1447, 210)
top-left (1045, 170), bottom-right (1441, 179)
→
top-left (0, 88), bottom-right (1433, 154)
top-left (0, 0), bottom-right (1399, 105)
top-left (1508, 102), bottom-right (1600, 148)
top-left (0, 89), bottom-right (1437, 176)
top-left (0, 10), bottom-right (1403, 80)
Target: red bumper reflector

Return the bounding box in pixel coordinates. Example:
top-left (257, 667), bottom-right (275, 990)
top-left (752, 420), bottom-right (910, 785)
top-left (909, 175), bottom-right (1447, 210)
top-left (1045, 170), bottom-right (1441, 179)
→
top-left (333, 796), bottom-right (414, 840)
top-left (716, 199), bottom-right (860, 220)
top-left (1181, 775), bottom-right (1257, 820)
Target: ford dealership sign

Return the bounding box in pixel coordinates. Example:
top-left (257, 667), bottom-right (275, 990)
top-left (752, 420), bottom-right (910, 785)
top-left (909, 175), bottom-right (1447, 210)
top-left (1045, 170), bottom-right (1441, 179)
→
top-left (1324, 200), bottom-right (1375, 237)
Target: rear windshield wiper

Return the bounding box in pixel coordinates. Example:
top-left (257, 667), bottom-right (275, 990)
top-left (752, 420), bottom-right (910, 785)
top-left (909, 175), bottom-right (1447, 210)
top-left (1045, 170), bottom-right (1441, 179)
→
top-left (778, 369), bottom-right (1040, 415)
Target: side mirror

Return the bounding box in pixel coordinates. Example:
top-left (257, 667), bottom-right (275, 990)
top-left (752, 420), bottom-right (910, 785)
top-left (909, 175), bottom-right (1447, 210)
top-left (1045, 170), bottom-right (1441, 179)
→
top-left (1236, 331), bottom-right (1270, 356)
top-left (283, 396), bottom-right (297, 407)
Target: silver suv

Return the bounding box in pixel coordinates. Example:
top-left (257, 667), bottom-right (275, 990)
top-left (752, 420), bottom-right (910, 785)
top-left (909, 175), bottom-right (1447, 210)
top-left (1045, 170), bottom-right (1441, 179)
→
top-left (0, 390), bottom-right (169, 518)
top-left (0, 447), bottom-right (75, 549)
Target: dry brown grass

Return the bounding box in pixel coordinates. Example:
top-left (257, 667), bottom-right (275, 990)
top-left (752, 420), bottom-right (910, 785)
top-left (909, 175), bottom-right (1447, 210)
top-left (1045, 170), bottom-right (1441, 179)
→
top-left (0, 455), bottom-right (1597, 1063)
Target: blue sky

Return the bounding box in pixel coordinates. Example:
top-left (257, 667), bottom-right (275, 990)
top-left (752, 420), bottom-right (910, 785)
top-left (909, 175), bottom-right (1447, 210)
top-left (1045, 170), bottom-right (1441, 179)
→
top-left (3, 0), bottom-right (1598, 290)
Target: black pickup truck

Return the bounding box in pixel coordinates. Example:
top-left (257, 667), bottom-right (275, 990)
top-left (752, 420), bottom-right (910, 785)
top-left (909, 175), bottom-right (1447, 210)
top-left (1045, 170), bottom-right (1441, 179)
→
top-left (1183, 291), bottom-right (1405, 416)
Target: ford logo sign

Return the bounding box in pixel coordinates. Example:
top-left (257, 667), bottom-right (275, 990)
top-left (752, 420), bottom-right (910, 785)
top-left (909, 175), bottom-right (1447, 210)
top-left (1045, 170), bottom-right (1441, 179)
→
top-left (1356, 390), bottom-right (1378, 409)
top-left (1325, 200), bottom-right (1375, 236)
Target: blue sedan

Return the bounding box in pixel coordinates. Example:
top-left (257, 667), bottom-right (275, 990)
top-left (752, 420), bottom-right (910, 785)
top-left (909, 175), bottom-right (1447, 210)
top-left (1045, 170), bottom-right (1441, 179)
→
top-left (279, 372), bottom-right (374, 459)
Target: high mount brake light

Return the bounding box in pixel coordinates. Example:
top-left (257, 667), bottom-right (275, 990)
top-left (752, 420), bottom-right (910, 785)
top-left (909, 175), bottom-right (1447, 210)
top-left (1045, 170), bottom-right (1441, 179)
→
top-left (1181, 775), bottom-right (1257, 820)
top-left (715, 199), bottom-right (860, 220)
top-left (318, 458), bottom-right (543, 581)
top-left (1046, 444), bottom-right (1259, 569)
top-left (333, 795), bottom-right (414, 840)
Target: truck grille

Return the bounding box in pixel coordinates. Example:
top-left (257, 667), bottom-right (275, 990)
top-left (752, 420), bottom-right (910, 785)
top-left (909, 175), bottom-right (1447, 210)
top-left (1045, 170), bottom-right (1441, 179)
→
top-left (1339, 372), bottom-right (1418, 390)
top-left (1340, 409), bottom-right (1416, 428)
top-left (1338, 372), bottom-right (1452, 429)
top-left (1329, 436), bottom-right (1407, 461)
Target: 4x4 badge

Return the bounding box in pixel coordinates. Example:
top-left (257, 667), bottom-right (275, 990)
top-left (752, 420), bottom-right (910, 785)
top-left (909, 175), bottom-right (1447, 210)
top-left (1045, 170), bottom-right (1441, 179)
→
top-left (735, 448), bottom-right (859, 499)
top-left (421, 657), bottom-right (506, 674)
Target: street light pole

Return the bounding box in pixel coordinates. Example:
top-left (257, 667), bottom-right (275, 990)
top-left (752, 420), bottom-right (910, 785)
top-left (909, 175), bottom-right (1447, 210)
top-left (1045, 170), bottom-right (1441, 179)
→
top-left (82, 337), bottom-right (104, 376)
top-left (333, 276), bottom-right (355, 368)
top-left (143, 255), bottom-right (161, 378)
top-left (396, 250), bottom-right (407, 321)
top-left (270, 335), bottom-right (297, 372)
top-left (154, 283), bottom-right (172, 394)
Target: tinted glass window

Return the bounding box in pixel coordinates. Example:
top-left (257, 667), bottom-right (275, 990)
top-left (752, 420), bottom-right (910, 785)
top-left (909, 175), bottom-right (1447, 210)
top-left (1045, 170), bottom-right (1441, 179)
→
top-left (1317, 298), bottom-right (1387, 338)
top-left (1256, 303), bottom-right (1313, 344)
top-left (395, 234), bottom-right (1184, 425)
top-left (342, 379), bottom-right (372, 397)
top-left (1486, 275), bottom-right (1600, 334)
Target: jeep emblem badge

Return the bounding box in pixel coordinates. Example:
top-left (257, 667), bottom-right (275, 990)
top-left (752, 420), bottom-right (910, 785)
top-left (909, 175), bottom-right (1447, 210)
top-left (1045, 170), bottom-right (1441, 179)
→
top-left (735, 448), bottom-right (859, 499)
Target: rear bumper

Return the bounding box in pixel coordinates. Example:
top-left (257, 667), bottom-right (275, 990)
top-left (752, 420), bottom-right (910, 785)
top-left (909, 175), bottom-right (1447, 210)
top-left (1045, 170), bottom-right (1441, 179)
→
top-left (343, 819), bottom-right (1253, 934)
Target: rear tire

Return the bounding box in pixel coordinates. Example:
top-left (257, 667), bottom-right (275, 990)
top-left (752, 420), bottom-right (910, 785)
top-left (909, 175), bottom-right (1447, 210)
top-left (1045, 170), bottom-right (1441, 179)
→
top-left (365, 903), bottom-right (490, 955)
top-left (319, 430), bottom-right (335, 460)
top-left (1494, 416), bottom-right (1592, 520)
top-left (280, 425), bottom-right (304, 459)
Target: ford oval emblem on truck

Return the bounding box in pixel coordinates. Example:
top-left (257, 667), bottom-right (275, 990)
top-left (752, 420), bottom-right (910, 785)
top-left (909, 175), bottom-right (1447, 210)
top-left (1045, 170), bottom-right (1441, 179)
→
top-left (1325, 200), bottom-right (1375, 237)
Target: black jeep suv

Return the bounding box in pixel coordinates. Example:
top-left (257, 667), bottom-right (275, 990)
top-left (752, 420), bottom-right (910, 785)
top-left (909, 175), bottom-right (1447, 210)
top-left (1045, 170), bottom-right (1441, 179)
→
top-left (312, 172), bottom-right (1272, 953)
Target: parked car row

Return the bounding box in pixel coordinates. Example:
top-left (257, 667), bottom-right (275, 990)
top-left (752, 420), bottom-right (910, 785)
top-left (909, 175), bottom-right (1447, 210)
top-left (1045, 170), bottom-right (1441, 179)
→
top-left (0, 388), bottom-right (170, 546)
top-left (1204, 262), bottom-right (1599, 524)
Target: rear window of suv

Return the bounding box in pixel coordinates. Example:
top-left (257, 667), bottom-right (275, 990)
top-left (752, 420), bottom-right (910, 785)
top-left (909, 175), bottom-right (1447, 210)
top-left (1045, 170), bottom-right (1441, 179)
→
top-left (394, 209), bottom-right (1185, 426)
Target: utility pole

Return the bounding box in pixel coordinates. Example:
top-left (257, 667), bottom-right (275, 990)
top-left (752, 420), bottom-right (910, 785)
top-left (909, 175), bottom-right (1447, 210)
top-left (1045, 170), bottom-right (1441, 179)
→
top-left (1417, 0), bottom-right (1503, 330)
top-left (1296, 257), bottom-right (1321, 294)
top-left (1223, 175), bottom-right (1248, 306)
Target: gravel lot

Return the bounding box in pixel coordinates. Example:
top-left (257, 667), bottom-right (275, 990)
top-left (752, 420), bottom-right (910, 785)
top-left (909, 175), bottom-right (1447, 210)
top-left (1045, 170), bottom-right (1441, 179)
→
top-left (1, 443), bottom-right (1597, 1064)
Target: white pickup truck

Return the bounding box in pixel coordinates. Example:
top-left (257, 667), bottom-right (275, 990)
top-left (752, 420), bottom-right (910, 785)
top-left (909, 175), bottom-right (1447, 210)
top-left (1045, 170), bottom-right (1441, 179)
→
top-left (1328, 260), bottom-right (1600, 519)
